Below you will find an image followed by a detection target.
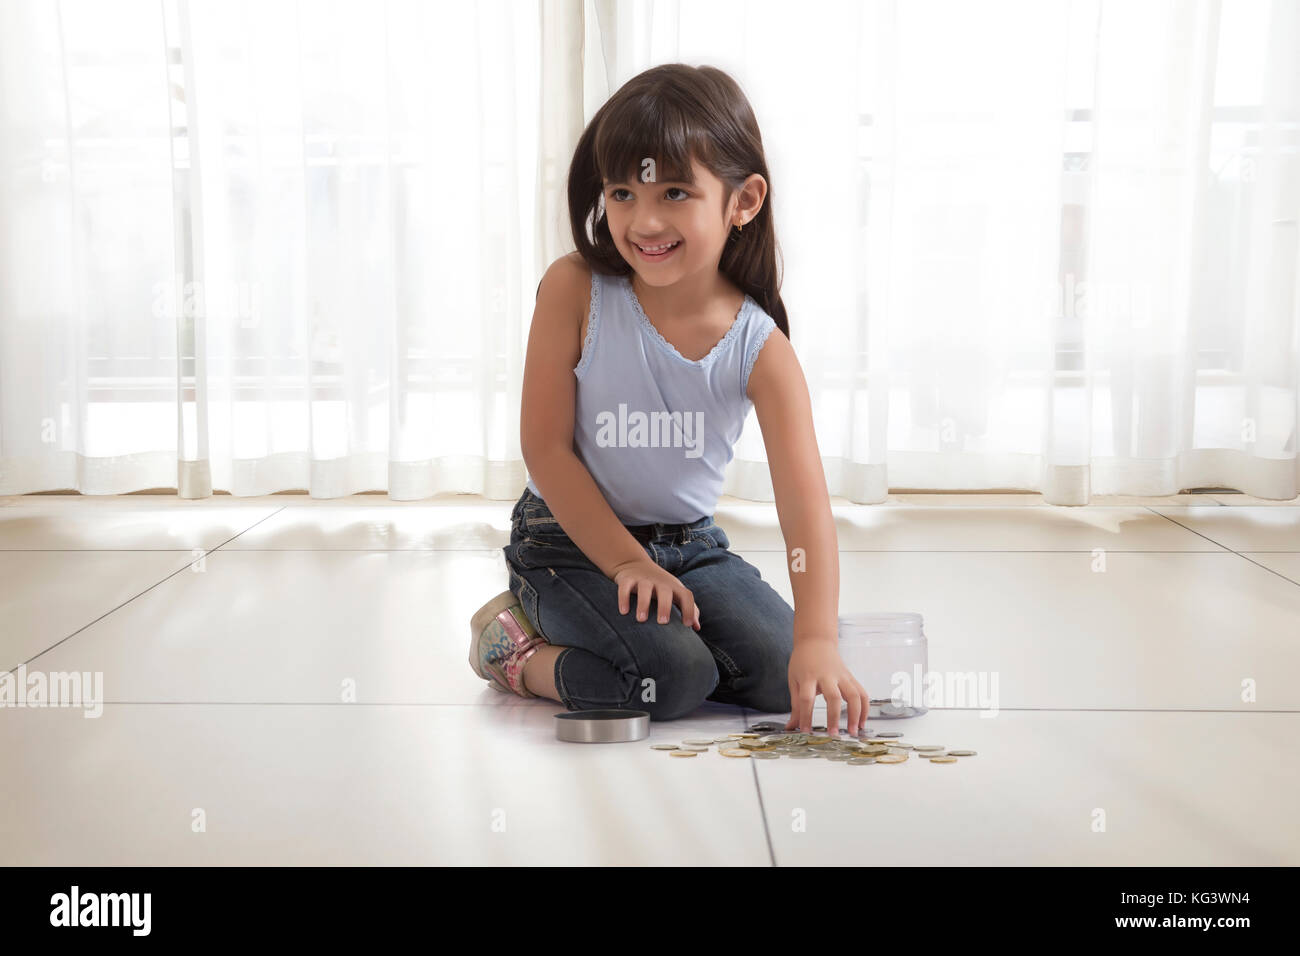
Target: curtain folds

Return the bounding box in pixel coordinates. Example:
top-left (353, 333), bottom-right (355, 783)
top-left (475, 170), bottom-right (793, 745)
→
top-left (0, 0), bottom-right (1295, 503)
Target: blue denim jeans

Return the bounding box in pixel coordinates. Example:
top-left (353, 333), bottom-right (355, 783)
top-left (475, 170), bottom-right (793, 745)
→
top-left (503, 487), bottom-right (794, 720)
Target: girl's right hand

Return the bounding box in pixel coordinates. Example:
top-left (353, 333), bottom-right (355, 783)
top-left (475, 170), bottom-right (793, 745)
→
top-left (611, 559), bottom-right (701, 631)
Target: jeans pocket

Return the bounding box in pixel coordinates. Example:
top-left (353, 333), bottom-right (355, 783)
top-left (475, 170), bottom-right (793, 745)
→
top-left (522, 516), bottom-right (568, 542)
top-left (513, 530), bottom-right (569, 570)
top-left (697, 524), bottom-right (729, 550)
top-left (520, 501), bottom-right (572, 542)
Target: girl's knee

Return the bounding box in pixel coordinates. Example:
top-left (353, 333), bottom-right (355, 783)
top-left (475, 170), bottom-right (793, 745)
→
top-left (639, 643), bottom-right (719, 720)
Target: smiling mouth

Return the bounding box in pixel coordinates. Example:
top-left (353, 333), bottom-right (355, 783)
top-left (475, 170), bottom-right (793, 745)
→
top-left (633, 240), bottom-right (682, 259)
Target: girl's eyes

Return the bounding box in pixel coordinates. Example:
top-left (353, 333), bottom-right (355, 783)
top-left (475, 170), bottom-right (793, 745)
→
top-left (609, 187), bottom-right (689, 202)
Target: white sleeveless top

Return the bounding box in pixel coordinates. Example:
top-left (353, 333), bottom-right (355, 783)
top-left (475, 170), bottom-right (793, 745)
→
top-left (526, 269), bottom-right (778, 525)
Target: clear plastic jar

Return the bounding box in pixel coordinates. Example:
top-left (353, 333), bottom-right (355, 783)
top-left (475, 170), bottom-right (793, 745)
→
top-left (837, 612), bottom-right (929, 718)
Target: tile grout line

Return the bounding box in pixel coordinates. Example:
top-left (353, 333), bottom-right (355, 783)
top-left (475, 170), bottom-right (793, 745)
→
top-left (5, 507), bottom-right (287, 674)
top-left (196, 506), bottom-right (288, 553)
top-left (1143, 507), bottom-right (1300, 588)
top-left (738, 706), bottom-right (779, 868)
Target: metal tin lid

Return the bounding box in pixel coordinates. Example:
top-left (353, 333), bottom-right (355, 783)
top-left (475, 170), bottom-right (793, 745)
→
top-left (554, 709), bottom-right (651, 743)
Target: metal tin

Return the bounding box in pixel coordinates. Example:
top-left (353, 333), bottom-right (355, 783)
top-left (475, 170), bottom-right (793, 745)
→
top-left (554, 709), bottom-right (651, 743)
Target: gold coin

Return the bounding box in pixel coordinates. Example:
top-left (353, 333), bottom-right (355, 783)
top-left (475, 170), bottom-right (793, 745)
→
top-left (669, 750), bottom-right (698, 757)
top-left (733, 732), bottom-right (760, 738)
top-left (875, 754), bottom-right (908, 764)
top-left (865, 738), bottom-right (891, 745)
top-left (887, 742), bottom-right (914, 750)
top-left (650, 744), bottom-right (680, 751)
top-left (719, 748), bottom-right (752, 758)
top-left (928, 756), bottom-right (958, 763)
top-left (806, 736), bottom-right (832, 744)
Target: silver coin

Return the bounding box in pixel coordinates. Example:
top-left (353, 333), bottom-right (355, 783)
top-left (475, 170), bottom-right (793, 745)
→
top-left (847, 758), bottom-right (877, 765)
top-left (684, 738), bottom-right (717, 746)
top-left (913, 745), bottom-right (944, 752)
top-left (750, 751), bottom-right (780, 760)
top-left (947, 750), bottom-right (978, 757)
top-left (788, 752), bottom-right (817, 759)
top-left (875, 731), bottom-right (904, 738)
top-left (678, 744), bottom-right (709, 752)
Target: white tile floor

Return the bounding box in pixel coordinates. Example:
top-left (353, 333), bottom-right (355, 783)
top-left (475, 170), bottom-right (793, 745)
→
top-left (1, 490), bottom-right (1297, 865)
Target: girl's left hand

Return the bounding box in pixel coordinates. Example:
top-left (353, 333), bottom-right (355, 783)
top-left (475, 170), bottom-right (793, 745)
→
top-left (785, 639), bottom-right (870, 737)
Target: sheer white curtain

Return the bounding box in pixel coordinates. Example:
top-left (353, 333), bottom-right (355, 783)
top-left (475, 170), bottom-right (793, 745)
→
top-left (593, 0), bottom-right (1299, 503)
top-left (0, 0), bottom-right (572, 498)
top-left (0, 0), bottom-right (1296, 503)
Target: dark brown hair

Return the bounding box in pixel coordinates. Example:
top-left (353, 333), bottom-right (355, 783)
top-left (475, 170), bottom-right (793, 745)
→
top-left (567, 64), bottom-right (789, 338)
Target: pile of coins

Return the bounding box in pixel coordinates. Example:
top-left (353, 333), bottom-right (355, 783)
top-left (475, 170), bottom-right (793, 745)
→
top-left (649, 721), bottom-right (977, 764)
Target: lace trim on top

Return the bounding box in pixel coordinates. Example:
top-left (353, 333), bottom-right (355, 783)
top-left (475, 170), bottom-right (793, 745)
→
top-left (622, 275), bottom-right (753, 367)
top-left (573, 270), bottom-right (601, 379)
top-left (742, 317), bottom-right (777, 400)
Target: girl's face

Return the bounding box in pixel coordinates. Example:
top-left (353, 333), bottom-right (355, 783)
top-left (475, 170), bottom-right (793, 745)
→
top-left (602, 157), bottom-right (737, 286)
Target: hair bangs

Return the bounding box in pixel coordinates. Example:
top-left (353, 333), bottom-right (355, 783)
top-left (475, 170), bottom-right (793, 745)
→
top-left (593, 95), bottom-right (710, 188)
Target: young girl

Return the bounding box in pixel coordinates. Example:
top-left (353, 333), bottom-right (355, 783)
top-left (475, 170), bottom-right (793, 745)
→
top-left (470, 63), bottom-right (868, 736)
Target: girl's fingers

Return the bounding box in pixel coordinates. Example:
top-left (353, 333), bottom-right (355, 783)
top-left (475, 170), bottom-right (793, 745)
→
top-left (620, 575), bottom-right (700, 628)
top-left (684, 595), bottom-right (700, 629)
